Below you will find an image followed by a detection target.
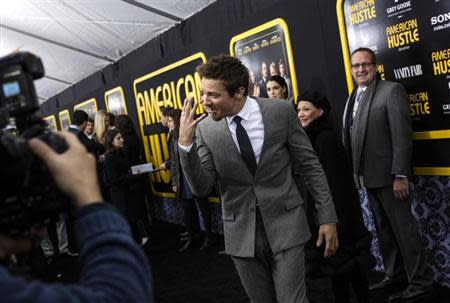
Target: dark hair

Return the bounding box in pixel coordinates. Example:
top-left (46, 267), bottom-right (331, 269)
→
top-left (298, 91), bottom-right (331, 114)
top-left (196, 54), bottom-right (249, 97)
top-left (105, 112), bottom-right (116, 127)
top-left (87, 117), bottom-right (94, 124)
top-left (351, 47), bottom-right (376, 64)
top-left (105, 129), bottom-right (121, 153)
top-left (115, 114), bottom-right (138, 137)
top-left (167, 109), bottom-right (182, 139)
top-left (72, 110), bottom-right (89, 126)
top-left (267, 75), bottom-right (288, 99)
top-left (160, 106), bottom-right (172, 117)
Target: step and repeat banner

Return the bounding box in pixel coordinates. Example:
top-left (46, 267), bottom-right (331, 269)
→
top-left (337, 0), bottom-right (450, 175)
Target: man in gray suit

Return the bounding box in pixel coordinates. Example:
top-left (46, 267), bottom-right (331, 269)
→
top-left (342, 47), bottom-right (433, 302)
top-left (178, 54), bottom-right (338, 303)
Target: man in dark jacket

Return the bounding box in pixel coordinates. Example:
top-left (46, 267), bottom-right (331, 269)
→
top-left (0, 131), bottom-right (154, 302)
top-left (68, 110), bottom-right (104, 158)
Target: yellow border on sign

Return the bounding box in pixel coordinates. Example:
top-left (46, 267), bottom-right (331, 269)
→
top-left (413, 130), bottom-right (450, 140)
top-left (74, 98), bottom-right (98, 113)
top-left (414, 167), bottom-right (450, 175)
top-left (104, 86), bottom-right (128, 114)
top-left (229, 18), bottom-right (299, 101)
top-left (336, 0), bottom-right (355, 93)
top-left (133, 52), bottom-right (207, 89)
top-left (43, 115), bottom-right (57, 130)
top-left (336, 0), bottom-right (450, 176)
top-left (58, 109), bottom-right (71, 130)
top-left (133, 52), bottom-right (210, 199)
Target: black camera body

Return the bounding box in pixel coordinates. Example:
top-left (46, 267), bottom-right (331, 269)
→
top-left (0, 52), bottom-right (68, 234)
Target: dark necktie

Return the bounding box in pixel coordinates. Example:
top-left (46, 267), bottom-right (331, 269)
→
top-left (233, 116), bottom-right (257, 176)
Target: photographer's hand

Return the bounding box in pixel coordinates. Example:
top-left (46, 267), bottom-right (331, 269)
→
top-left (28, 131), bottom-right (102, 208)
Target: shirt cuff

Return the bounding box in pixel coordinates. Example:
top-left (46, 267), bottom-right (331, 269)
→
top-left (178, 143), bottom-right (193, 152)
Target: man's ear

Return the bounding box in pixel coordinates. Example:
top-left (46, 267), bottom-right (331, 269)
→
top-left (235, 87), bottom-right (246, 99)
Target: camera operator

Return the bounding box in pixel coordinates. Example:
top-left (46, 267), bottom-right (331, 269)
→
top-left (0, 131), bottom-right (154, 302)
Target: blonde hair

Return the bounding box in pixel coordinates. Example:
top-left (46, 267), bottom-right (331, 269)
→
top-left (94, 110), bottom-right (107, 144)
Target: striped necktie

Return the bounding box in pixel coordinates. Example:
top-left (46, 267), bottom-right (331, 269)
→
top-left (352, 88), bottom-right (364, 119)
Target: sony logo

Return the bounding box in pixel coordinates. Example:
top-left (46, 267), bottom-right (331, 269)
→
top-left (431, 12), bottom-right (450, 25)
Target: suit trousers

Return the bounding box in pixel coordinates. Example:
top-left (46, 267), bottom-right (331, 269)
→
top-left (232, 208), bottom-right (309, 303)
top-left (367, 186), bottom-right (433, 289)
top-left (180, 198), bottom-right (213, 236)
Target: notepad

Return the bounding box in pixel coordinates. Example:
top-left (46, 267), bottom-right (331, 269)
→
top-left (131, 163), bottom-right (153, 175)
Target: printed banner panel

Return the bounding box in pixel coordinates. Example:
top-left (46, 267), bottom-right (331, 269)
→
top-left (339, 0), bottom-right (450, 173)
top-left (133, 53), bottom-right (207, 198)
top-left (230, 19), bottom-right (299, 102)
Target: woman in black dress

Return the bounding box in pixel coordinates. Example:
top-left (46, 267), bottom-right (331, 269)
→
top-left (103, 129), bottom-right (145, 243)
top-left (296, 91), bottom-right (373, 303)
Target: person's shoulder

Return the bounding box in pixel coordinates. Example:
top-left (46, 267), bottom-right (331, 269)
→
top-left (378, 79), bottom-right (405, 92)
top-left (104, 151), bottom-right (117, 161)
top-left (255, 97), bottom-right (291, 108)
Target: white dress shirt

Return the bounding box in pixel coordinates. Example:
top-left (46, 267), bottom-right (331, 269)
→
top-left (179, 96), bottom-right (265, 163)
top-left (226, 97), bottom-right (264, 163)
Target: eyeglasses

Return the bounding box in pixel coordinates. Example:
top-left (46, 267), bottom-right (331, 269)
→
top-left (351, 62), bottom-right (374, 69)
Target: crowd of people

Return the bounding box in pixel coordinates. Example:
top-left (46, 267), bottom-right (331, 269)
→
top-left (0, 48), bottom-right (436, 303)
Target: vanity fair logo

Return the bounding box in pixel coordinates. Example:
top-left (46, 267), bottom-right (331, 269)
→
top-left (393, 64), bottom-right (423, 80)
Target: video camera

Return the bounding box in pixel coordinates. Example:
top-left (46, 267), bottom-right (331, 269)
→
top-left (0, 51), bottom-right (68, 235)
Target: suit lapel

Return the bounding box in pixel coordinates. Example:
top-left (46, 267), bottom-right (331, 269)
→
top-left (351, 79), bottom-right (378, 175)
top-left (256, 98), bottom-right (280, 178)
top-left (206, 118), bottom-right (252, 178)
top-left (218, 119), bottom-right (241, 158)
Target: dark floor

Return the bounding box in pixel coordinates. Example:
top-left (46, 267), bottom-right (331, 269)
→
top-left (144, 221), bottom-right (450, 303)
top-left (25, 220), bottom-right (450, 303)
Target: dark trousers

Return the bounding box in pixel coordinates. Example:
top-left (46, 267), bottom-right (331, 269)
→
top-left (65, 209), bottom-right (78, 253)
top-left (305, 246), bottom-right (370, 303)
top-left (367, 186), bottom-right (433, 289)
top-left (180, 197), bottom-right (212, 236)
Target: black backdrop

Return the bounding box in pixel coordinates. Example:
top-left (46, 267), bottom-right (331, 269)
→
top-left (39, 0), bottom-right (349, 131)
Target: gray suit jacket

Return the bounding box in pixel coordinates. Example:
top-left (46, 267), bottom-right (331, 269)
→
top-left (179, 98), bottom-right (337, 257)
top-left (342, 80), bottom-right (413, 189)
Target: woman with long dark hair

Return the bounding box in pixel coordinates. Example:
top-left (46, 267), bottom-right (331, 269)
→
top-left (103, 129), bottom-right (146, 243)
top-left (266, 75), bottom-right (288, 100)
top-left (167, 109), bottom-right (214, 251)
top-left (296, 91), bottom-right (373, 303)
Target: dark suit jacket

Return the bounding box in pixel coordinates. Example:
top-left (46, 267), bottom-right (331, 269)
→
top-left (342, 80), bottom-right (413, 188)
top-left (68, 126), bottom-right (104, 159)
top-left (179, 98), bottom-right (337, 257)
